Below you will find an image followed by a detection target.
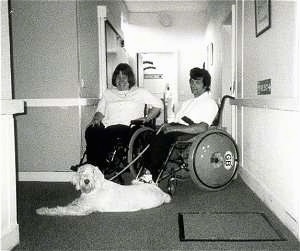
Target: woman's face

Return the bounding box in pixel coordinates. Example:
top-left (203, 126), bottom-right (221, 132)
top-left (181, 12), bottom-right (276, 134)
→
top-left (189, 77), bottom-right (206, 97)
top-left (115, 71), bottom-right (130, 91)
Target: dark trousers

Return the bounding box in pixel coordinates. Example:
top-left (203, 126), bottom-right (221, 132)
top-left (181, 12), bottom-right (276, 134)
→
top-left (85, 124), bottom-right (138, 170)
top-left (145, 131), bottom-right (194, 181)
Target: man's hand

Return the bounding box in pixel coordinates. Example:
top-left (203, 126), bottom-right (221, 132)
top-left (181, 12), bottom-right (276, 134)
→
top-left (162, 124), bottom-right (176, 134)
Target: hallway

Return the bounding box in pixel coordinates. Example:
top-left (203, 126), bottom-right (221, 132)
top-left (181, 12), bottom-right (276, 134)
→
top-left (2, 1), bottom-right (300, 249)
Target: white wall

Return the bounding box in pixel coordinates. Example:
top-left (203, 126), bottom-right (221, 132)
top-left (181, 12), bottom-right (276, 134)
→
top-left (123, 11), bottom-right (208, 102)
top-left (240, 0), bottom-right (300, 238)
top-left (204, 0), bottom-right (300, 238)
top-left (243, 1), bottom-right (297, 98)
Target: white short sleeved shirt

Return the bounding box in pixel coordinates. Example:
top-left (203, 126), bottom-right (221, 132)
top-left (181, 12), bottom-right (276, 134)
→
top-left (173, 92), bottom-right (218, 126)
top-left (96, 87), bottom-right (163, 127)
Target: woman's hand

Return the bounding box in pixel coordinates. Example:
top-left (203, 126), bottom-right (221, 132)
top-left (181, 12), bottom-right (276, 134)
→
top-left (89, 112), bottom-right (104, 127)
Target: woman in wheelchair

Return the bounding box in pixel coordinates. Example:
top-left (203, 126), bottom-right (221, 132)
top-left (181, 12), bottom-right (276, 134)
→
top-left (84, 63), bottom-right (163, 174)
top-left (139, 67), bottom-right (218, 183)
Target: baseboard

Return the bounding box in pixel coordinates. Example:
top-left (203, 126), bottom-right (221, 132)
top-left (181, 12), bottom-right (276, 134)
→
top-left (0, 224), bottom-right (19, 251)
top-left (18, 171), bottom-right (73, 182)
top-left (239, 167), bottom-right (299, 240)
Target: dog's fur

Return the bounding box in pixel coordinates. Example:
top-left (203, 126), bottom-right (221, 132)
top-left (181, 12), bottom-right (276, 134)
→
top-left (36, 164), bottom-right (171, 216)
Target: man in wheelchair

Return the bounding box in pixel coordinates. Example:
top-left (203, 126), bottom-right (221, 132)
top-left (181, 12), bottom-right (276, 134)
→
top-left (82, 63), bottom-right (163, 174)
top-left (139, 67), bottom-right (218, 183)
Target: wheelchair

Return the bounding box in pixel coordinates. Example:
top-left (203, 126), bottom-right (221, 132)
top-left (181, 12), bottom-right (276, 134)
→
top-left (72, 95), bottom-right (239, 195)
top-left (126, 95), bottom-right (239, 194)
top-left (70, 115), bottom-right (156, 183)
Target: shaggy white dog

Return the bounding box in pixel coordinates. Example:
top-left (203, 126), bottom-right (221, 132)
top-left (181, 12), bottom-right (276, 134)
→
top-left (36, 164), bottom-right (171, 216)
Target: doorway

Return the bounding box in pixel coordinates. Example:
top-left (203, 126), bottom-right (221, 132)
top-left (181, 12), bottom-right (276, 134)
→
top-left (137, 51), bottom-right (178, 124)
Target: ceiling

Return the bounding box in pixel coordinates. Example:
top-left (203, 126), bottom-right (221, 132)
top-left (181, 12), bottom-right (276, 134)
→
top-left (123, 0), bottom-right (209, 13)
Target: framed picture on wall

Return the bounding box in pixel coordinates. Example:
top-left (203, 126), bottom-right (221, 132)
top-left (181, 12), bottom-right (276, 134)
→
top-left (255, 0), bottom-right (271, 37)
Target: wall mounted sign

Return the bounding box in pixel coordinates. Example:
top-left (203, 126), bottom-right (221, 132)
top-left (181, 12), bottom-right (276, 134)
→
top-left (144, 74), bottom-right (164, 79)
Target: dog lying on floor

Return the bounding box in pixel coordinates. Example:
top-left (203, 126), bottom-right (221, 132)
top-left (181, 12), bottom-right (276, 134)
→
top-left (36, 164), bottom-right (171, 216)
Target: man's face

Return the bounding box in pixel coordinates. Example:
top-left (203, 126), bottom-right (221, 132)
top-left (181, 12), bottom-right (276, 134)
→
top-left (115, 71), bottom-right (130, 91)
top-left (189, 77), bottom-right (206, 97)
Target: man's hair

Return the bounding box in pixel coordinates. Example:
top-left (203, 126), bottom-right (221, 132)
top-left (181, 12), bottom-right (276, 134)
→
top-left (112, 63), bottom-right (136, 88)
top-left (190, 67), bottom-right (211, 91)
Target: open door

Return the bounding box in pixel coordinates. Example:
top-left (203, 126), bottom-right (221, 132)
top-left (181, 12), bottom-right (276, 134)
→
top-left (137, 51), bottom-right (178, 125)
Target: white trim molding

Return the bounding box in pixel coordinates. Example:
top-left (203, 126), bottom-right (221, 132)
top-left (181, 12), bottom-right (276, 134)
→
top-left (18, 171), bottom-right (74, 182)
top-left (23, 98), bottom-right (99, 107)
top-left (0, 99), bottom-right (24, 115)
top-left (231, 97), bottom-right (300, 112)
top-left (18, 172), bottom-right (74, 182)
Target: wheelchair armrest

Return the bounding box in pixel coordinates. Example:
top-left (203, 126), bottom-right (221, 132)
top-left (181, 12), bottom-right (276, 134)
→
top-left (130, 118), bottom-right (156, 129)
top-left (130, 119), bottom-right (145, 126)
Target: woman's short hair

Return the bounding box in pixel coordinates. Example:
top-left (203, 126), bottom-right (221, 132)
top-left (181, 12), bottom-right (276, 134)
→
top-left (190, 67), bottom-right (211, 91)
top-left (112, 63), bottom-right (136, 89)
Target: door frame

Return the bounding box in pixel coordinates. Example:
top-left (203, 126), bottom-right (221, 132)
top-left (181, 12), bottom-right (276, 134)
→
top-left (0, 0), bottom-right (24, 249)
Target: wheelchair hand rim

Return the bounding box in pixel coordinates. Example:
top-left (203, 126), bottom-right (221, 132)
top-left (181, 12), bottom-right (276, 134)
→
top-left (188, 129), bottom-right (239, 190)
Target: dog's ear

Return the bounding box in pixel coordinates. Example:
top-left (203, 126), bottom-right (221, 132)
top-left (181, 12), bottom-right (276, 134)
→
top-left (92, 166), bottom-right (105, 188)
top-left (71, 170), bottom-right (80, 190)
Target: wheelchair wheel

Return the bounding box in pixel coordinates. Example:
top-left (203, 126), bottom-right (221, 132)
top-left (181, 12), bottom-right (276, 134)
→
top-left (188, 128), bottom-right (239, 191)
top-left (127, 127), bottom-right (155, 177)
top-left (104, 138), bottom-right (128, 182)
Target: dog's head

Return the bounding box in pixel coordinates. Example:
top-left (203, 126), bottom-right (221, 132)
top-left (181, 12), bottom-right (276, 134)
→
top-left (71, 164), bottom-right (105, 193)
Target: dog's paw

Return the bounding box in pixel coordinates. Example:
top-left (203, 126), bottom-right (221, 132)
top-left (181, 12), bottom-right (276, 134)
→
top-left (131, 179), bottom-right (140, 185)
top-left (36, 207), bottom-right (48, 215)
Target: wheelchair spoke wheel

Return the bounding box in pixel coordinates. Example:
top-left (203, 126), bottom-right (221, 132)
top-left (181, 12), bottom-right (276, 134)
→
top-left (188, 128), bottom-right (239, 191)
top-left (127, 127), bottom-right (155, 177)
top-left (104, 140), bottom-right (128, 181)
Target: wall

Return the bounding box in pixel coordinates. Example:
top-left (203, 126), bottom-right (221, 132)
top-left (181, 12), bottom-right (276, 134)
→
top-left (77, 0), bottom-right (100, 99)
top-left (204, 0), bottom-right (300, 238)
top-left (240, 0), bottom-right (300, 238)
top-left (11, 0), bottom-right (79, 99)
top-left (11, 0), bottom-right (128, 175)
top-left (243, 1), bottom-right (297, 98)
top-left (123, 11), bottom-right (208, 102)
top-left (11, 0), bottom-right (81, 173)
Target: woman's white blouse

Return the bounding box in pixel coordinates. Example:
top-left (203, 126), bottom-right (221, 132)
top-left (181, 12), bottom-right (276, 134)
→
top-left (96, 87), bottom-right (163, 127)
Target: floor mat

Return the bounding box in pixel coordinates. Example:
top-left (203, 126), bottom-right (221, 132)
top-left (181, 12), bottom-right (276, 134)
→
top-left (178, 212), bottom-right (286, 242)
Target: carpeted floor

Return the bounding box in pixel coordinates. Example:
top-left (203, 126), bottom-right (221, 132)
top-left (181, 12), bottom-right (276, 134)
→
top-left (14, 176), bottom-right (299, 251)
